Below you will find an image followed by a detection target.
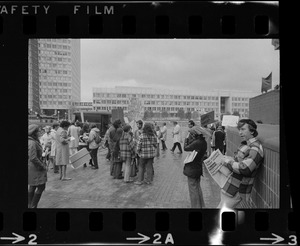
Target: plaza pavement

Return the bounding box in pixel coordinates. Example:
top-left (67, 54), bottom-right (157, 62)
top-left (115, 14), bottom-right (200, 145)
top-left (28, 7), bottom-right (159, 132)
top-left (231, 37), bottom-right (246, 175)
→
top-left (38, 127), bottom-right (221, 209)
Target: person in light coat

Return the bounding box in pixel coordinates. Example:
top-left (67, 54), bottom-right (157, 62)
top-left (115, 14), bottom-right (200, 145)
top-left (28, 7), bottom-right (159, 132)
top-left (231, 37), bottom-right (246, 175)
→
top-left (49, 123), bottom-right (60, 173)
top-left (171, 121), bottom-right (183, 154)
top-left (67, 121), bottom-right (80, 156)
top-left (28, 124), bottom-right (47, 208)
top-left (55, 120), bottom-right (72, 181)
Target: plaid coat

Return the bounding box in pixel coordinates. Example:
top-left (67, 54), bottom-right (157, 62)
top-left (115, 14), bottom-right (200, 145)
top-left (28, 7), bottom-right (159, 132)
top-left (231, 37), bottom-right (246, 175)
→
top-left (136, 133), bottom-right (157, 159)
top-left (222, 137), bottom-right (264, 202)
top-left (119, 132), bottom-right (135, 161)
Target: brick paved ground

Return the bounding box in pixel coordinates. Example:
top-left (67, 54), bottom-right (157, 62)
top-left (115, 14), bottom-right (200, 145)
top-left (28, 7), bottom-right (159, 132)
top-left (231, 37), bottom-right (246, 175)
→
top-left (38, 127), bottom-right (221, 208)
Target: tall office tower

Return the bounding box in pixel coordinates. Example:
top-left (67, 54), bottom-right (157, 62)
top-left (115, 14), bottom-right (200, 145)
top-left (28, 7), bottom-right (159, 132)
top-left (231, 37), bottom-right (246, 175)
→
top-left (28, 39), bottom-right (40, 114)
top-left (29, 39), bottom-right (81, 117)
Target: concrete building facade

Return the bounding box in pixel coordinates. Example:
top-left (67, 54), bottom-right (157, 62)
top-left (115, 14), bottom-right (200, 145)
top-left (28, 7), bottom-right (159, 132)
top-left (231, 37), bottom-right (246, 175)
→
top-left (249, 90), bottom-right (279, 125)
top-left (28, 39), bottom-right (81, 117)
top-left (92, 86), bottom-right (258, 120)
top-left (28, 39), bottom-right (40, 114)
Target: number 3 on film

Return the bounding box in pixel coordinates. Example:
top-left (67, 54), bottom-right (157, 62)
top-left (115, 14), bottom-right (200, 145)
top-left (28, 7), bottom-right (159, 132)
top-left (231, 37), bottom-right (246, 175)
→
top-left (289, 235), bottom-right (297, 245)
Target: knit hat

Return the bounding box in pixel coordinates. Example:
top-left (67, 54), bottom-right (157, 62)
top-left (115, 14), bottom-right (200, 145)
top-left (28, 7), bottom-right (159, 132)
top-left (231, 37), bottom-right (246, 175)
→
top-left (28, 124), bottom-right (39, 136)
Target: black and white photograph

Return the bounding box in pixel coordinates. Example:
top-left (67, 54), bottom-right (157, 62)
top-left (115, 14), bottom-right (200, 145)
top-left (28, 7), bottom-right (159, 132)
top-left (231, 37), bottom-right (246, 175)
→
top-left (28, 38), bottom-right (280, 209)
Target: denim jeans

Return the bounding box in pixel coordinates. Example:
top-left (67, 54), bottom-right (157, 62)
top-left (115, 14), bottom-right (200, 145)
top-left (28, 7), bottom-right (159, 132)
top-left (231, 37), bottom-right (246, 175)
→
top-left (187, 177), bottom-right (205, 208)
top-left (90, 148), bottom-right (99, 168)
top-left (137, 158), bottom-right (154, 183)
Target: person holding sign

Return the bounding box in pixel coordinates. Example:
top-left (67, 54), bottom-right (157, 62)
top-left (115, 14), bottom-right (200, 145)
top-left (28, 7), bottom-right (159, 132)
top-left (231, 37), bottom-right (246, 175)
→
top-left (183, 126), bottom-right (207, 208)
top-left (218, 119), bottom-right (264, 208)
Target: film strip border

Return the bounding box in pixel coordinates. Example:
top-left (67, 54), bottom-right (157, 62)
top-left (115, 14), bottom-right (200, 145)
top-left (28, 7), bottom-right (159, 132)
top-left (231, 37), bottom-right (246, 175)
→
top-left (0, 2), bottom-right (278, 38)
top-left (0, 209), bottom-right (296, 244)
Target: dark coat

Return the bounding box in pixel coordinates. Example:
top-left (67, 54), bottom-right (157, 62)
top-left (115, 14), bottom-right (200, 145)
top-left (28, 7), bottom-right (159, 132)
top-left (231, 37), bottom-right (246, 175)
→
top-left (28, 136), bottom-right (47, 186)
top-left (183, 135), bottom-right (207, 178)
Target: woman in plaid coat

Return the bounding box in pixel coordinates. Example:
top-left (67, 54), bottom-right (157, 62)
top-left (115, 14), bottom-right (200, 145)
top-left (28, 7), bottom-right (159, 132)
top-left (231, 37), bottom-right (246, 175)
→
top-left (119, 124), bottom-right (136, 183)
top-left (135, 123), bottom-right (157, 185)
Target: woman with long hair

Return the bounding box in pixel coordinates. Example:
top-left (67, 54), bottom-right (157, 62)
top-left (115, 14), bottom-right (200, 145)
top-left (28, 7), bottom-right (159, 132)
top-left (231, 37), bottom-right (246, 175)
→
top-left (28, 124), bottom-right (48, 208)
top-left (135, 122), bottom-right (157, 185)
top-left (119, 124), bottom-right (136, 183)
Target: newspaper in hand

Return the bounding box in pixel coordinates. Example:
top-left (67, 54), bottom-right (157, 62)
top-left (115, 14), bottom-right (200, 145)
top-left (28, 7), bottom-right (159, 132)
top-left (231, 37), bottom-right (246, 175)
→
top-left (203, 149), bottom-right (224, 175)
top-left (184, 150), bottom-right (198, 164)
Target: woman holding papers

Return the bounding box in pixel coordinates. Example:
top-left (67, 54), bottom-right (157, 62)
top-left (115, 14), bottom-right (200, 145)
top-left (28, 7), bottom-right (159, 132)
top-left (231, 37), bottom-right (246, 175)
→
top-left (183, 126), bottom-right (207, 208)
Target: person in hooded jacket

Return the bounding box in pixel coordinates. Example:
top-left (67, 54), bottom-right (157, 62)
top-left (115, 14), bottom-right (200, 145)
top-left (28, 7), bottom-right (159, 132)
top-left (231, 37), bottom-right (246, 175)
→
top-left (28, 124), bottom-right (48, 208)
top-left (87, 123), bottom-right (101, 169)
top-left (183, 125), bottom-right (207, 208)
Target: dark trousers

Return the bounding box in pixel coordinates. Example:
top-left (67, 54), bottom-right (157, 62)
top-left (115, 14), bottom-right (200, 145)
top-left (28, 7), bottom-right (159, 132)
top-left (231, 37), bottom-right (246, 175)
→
top-left (90, 148), bottom-right (99, 168)
top-left (161, 140), bottom-right (167, 150)
top-left (171, 142), bottom-right (182, 153)
top-left (28, 184), bottom-right (46, 208)
top-left (112, 162), bottom-right (123, 179)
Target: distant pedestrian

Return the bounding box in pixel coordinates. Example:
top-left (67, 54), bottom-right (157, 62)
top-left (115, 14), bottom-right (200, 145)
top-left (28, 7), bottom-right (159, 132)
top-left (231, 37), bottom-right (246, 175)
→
top-left (68, 121), bottom-right (80, 156)
top-left (119, 124), bottom-right (136, 183)
top-left (49, 123), bottom-right (60, 173)
top-left (212, 125), bottom-right (226, 154)
top-left (155, 125), bottom-right (161, 157)
top-left (183, 126), bottom-right (207, 208)
top-left (218, 119), bottom-right (264, 208)
top-left (135, 123), bottom-right (157, 185)
top-left (28, 124), bottom-right (47, 208)
top-left (87, 123), bottom-right (101, 170)
top-left (171, 121), bottom-right (183, 154)
top-left (102, 123), bottom-right (112, 161)
top-left (78, 123), bottom-right (92, 168)
top-left (55, 120), bottom-right (72, 181)
top-left (160, 122), bottom-right (168, 150)
top-left (202, 125), bottom-right (213, 158)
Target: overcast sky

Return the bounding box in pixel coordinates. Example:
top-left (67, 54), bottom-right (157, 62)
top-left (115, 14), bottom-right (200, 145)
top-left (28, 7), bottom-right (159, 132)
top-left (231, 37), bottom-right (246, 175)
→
top-left (80, 39), bottom-right (279, 101)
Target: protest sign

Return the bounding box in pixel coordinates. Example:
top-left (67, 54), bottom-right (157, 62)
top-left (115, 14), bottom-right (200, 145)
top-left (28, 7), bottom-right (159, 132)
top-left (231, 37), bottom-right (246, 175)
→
top-left (222, 115), bottom-right (239, 127)
top-left (70, 148), bottom-right (91, 169)
top-left (201, 111), bottom-right (215, 126)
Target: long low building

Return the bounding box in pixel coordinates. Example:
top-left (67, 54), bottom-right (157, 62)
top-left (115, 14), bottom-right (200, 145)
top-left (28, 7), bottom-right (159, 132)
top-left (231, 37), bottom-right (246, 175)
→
top-left (92, 86), bottom-right (258, 120)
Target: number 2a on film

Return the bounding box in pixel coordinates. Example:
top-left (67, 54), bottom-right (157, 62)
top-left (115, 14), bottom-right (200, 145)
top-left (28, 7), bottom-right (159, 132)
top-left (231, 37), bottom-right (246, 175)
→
top-left (153, 233), bottom-right (174, 244)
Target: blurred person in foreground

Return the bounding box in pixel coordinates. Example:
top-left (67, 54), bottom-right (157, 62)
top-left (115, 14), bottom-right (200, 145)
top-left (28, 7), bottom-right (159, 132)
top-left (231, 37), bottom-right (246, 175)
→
top-left (183, 126), bottom-right (207, 208)
top-left (218, 119), bottom-right (264, 208)
top-left (28, 124), bottom-right (47, 208)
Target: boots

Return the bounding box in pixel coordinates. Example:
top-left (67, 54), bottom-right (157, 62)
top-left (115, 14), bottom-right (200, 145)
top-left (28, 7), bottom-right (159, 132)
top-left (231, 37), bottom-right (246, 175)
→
top-left (28, 191), bottom-right (35, 208)
top-left (30, 193), bottom-right (43, 208)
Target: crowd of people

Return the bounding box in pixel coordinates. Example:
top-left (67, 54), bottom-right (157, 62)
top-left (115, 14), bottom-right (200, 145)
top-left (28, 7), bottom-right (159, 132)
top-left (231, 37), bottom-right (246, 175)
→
top-left (28, 117), bottom-right (264, 209)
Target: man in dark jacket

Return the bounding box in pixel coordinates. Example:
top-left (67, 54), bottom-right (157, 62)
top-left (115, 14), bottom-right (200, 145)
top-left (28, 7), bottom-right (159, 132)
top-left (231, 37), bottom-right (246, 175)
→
top-left (183, 126), bottom-right (207, 208)
top-left (212, 125), bottom-right (226, 154)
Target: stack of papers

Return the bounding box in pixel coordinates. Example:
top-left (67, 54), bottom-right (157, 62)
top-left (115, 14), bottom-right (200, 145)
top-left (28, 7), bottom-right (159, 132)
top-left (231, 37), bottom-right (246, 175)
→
top-left (184, 150), bottom-right (198, 164)
top-left (203, 149), bottom-right (232, 188)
